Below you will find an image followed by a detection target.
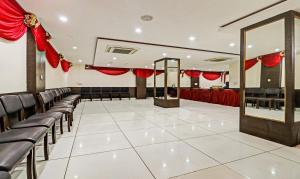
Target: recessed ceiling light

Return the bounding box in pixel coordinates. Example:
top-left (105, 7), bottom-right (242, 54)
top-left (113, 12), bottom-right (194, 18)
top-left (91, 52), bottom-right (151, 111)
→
top-left (59, 16), bottom-right (68, 23)
top-left (135, 28), bottom-right (142, 34)
top-left (113, 57), bottom-right (117, 60)
top-left (162, 53), bottom-right (167, 57)
top-left (275, 48), bottom-right (280, 52)
top-left (78, 59), bottom-right (82, 63)
top-left (72, 46), bottom-right (78, 50)
top-left (186, 55), bottom-right (191, 59)
top-left (229, 43), bottom-right (235, 47)
top-left (189, 36), bottom-right (196, 41)
top-left (247, 45), bottom-right (253, 49)
top-left (152, 63), bottom-right (155, 66)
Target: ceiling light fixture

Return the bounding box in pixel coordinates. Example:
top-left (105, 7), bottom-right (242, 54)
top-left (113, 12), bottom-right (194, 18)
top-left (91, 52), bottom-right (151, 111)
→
top-left (247, 44), bottom-right (253, 49)
top-left (135, 28), bottom-right (142, 34)
top-left (113, 57), bottom-right (117, 60)
top-left (72, 46), bottom-right (78, 50)
top-left (229, 43), bottom-right (235, 47)
top-left (186, 55), bottom-right (191, 59)
top-left (78, 59), bottom-right (82, 63)
top-left (189, 36), bottom-right (196, 41)
top-left (152, 63), bottom-right (155, 66)
top-left (275, 48), bottom-right (280, 52)
top-left (59, 16), bottom-right (68, 23)
top-left (162, 53), bottom-right (167, 57)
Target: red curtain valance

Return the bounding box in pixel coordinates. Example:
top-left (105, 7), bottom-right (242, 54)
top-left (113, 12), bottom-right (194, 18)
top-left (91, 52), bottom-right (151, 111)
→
top-left (91, 66), bottom-right (130, 76)
top-left (245, 58), bottom-right (259, 70)
top-left (61, 59), bottom-right (72, 72)
top-left (202, 72), bottom-right (222, 81)
top-left (260, 52), bottom-right (284, 67)
top-left (0, 0), bottom-right (27, 41)
top-left (31, 25), bottom-right (49, 51)
top-left (184, 70), bottom-right (202, 78)
top-left (45, 42), bottom-right (60, 68)
top-left (133, 69), bottom-right (154, 78)
top-left (155, 70), bottom-right (164, 76)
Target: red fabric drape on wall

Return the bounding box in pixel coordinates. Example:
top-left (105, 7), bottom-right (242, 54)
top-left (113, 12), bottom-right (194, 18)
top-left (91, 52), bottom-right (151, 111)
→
top-left (184, 70), bottom-right (202, 78)
top-left (133, 69), bottom-right (154, 78)
top-left (260, 52), bottom-right (283, 67)
top-left (60, 60), bottom-right (72, 72)
top-left (155, 70), bottom-right (164, 76)
top-left (45, 42), bottom-right (60, 68)
top-left (31, 25), bottom-right (47, 51)
top-left (202, 72), bottom-right (222, 81)
top-left (245, 58), bottom-right (259, 70)
top-left (0, 0), bottom-right (27, 41)
top-left (92, 66), bottom-right (130, 76)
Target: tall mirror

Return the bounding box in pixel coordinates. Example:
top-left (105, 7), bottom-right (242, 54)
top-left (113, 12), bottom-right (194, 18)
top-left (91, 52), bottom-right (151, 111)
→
top-left (167, 59), bottom-right (179, 99)
top-left (244, 19), bottom-right (285, 122)
top-left (295, 17), bottom-right (300, 122)
top-left (154, 60), bottom-right (165, 99)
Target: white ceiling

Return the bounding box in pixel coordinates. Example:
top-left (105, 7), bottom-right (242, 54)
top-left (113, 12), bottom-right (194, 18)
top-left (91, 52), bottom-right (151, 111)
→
top-left (18, 0), bottom-right (300, 70)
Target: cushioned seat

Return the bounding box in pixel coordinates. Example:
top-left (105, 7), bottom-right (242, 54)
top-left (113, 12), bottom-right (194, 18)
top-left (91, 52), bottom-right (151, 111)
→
top-left (49, 107), bottom-right (73, 113)
top-left (27, 111), bottom-right (63, 121)
top-left (11, 117), bottom-right (56, 129)
top-left (0, 127), bottom-right (47, 144)
top-left (0, 142), bottom-right (33, 171)
top-left (0, 171), bottom-right (11, 179)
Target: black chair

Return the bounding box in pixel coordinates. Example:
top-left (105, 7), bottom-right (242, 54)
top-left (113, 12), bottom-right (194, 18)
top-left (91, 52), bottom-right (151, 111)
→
top-left (81, 87), bottom-right (92, 101)
top-left (62, 88), bottom-right (81, 104)
top-left (111, 88), bottom-right (121, 100)
top-left (38, 92), bottom-right (73, 132)
top-left (0, 96), bottom-right (52, 160)
top-left (146, 88), bottom-right (154, 98)
top-left (18, 94), bottom-right (64, 135)
top-left (119, 87), bottom-right (131, 100)
top-left (91, 87), bottom-right (101, 100)
top-left (101, 87), bottom-right (112, 100)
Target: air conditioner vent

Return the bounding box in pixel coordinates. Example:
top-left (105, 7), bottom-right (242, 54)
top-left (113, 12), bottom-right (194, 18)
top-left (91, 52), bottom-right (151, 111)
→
top-left (205, 57), bottom-right (231, 62)
top-left (105, 45), bottom-right (138, 54)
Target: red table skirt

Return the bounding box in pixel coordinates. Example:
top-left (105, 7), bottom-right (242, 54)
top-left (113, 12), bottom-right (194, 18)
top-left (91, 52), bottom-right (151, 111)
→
top-left (180, 88), bottom-right (240, 107)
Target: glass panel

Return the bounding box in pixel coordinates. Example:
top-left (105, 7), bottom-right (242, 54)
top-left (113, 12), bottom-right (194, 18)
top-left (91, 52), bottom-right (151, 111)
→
top-left (244, 19), bottom-right (285, 122)
top-left (167, 59), bottom-right (179, 99)
top-left (154, 60), bottom-right (165, 99)
top-left (295, 18), bottom-right (300, 122)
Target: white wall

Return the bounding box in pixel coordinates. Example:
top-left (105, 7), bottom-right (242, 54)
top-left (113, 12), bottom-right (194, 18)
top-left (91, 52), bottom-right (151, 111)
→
top-left (68, 64), bottom-right (135, 87)
top-left (45, 55), bottom-right (69, 89)
top-left (0, 35), bottom-right (27, 93)
top-left (199, 76), bottom-right (224, 89)
top-left (229, 61), bottom-right (240, 88)
top-left (245, 61), bottom-right (261, 88)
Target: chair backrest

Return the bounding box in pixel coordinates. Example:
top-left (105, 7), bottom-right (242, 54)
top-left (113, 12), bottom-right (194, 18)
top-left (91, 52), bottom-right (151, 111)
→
top-left (102, 87), bottom-right (111, 93)
top-left (111, 88), bottom-right (119, 93)
top-left (18, 94), bottom-right (36, 109)
top-left (0, 102), bottom-right (7, 132)
top-left (0, 95), bottom-right (23, 115)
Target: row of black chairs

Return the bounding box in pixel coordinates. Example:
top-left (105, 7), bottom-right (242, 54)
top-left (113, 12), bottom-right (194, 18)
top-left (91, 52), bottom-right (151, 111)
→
top-left (81, 87), bottom-right (131, 101)
top-left (0, 88), bottom-right (80, 179)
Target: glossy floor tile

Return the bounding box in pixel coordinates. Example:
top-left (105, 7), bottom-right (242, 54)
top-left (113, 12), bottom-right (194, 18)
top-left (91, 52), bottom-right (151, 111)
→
top-left (11, 99), bottom-right (300, 179)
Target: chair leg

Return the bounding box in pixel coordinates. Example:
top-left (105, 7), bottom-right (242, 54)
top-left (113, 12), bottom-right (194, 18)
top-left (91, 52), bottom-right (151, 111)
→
top-left (27, 149), bottom-right (34, 179)
top-left (70, 113), bottom-right (73, 126)
top-left (32, 147), bottom-right (37, 179)
top-left (60, 116), bottom-right (64, 134)
top-left (67, 114), bottom-right (71, 132)
top-left (52, 124), bottom-right (57, 144)
top-left (44, 133), bottom-right (49, 160)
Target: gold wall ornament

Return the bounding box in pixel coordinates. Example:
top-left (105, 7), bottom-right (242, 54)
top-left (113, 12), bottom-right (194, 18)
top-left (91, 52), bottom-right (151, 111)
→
top-left (45, 31), bottom-right (52, 41)
top-left (24, 13), bottom-right (39, 28)
top-left (59, 54), bottom-right (64, 60)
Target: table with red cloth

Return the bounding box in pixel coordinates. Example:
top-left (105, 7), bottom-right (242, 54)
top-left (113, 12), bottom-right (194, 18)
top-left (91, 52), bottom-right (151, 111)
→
top-left (180, 88), bottom-right (240, 107)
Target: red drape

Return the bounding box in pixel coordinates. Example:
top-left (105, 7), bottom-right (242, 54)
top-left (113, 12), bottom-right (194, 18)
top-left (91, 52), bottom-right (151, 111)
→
top-left (45, 42), bottom-right (60, 68)
top-left (202, 72), bottom-right (222, 81)
top-left (0, 0), bottom-right (27, 41)
top-left (245, 58), bottom-right (259, 70)
top-left (155, 70), bottom-right (164, 76)
top-left (133, 69), bottom-right (154, 78)
top-left (31, 25), bottom-right (47, 51)
top-left (91, 66), bottom-right (130, 76)
top-left (60, 59), bottom-right (72, 72)
top-left (261, 52), bottom-right (283, 67)
top-left (184, 70), bottom-right (202, 78)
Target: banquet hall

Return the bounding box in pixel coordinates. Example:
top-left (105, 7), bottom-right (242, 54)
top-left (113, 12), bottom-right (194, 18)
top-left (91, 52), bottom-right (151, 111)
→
top-left (1, 0), bottom-right (300, 179)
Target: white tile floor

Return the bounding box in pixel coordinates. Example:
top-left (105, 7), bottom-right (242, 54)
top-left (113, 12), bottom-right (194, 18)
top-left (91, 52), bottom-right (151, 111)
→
top-left (11, 99), bottom-right (300, 179)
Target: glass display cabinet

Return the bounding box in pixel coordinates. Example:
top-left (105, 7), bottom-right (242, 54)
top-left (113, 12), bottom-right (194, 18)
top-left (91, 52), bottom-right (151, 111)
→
top-left (240, 10), bottom-right (300, 146)
top-left (154, 58), bottom-right (180, 108)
